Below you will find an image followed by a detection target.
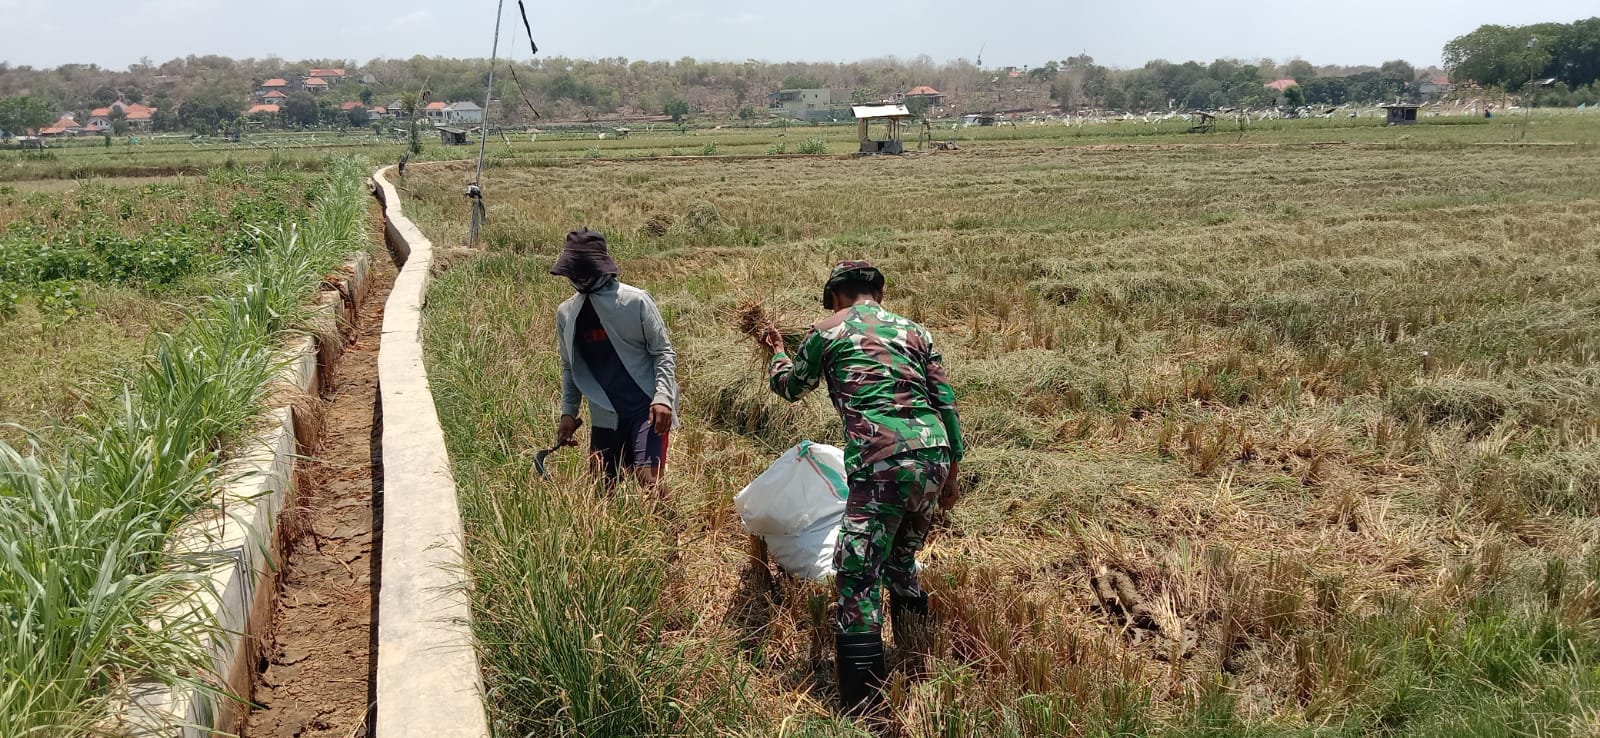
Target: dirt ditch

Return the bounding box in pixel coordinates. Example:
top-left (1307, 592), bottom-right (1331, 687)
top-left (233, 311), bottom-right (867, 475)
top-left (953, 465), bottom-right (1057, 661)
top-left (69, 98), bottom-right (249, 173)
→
top-left (242, 251), bottom-right (396, 738)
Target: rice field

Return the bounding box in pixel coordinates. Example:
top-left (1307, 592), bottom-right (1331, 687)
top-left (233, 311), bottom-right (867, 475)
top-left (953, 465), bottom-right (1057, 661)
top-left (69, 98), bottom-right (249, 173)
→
top-left (0, 158), bottom-right (371, 735)
top-left (413, 119), bottom-right (1600, 736)
top-left (0, 167), bottom-right (324, 438)
top-left (5, 108), bottom-right (1596, 183)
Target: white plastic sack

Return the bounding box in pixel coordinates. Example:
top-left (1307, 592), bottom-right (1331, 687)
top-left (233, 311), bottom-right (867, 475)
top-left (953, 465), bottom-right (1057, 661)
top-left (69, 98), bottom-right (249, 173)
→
top-left (732, 441), bottom-right (847, 536)
top-left (733, 441), bottom-right (849, 581)
top-left (762, 517), bottom-right (841, 581)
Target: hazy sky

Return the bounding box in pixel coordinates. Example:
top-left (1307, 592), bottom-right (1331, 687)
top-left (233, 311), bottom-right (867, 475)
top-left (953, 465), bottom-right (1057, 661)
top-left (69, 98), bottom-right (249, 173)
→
top-left (0, 0), bottom-right (1592, 71)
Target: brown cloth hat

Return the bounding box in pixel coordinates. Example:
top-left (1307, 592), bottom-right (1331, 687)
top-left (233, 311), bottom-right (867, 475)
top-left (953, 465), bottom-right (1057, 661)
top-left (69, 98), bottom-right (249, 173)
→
top-left (550, 229), bottom-right (621, 278)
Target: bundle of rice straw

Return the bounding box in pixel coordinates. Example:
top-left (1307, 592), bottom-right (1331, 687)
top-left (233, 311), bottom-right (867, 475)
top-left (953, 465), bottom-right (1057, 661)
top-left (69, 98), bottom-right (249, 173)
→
top-left (734, 299), bottom-right (806, 355)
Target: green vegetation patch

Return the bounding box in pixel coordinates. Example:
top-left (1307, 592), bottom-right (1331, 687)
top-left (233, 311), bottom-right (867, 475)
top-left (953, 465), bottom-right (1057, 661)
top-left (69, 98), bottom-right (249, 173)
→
top-left (0, 167), bottom-right (319, 436)
top-left (0, 158), bottom-right (370, 735)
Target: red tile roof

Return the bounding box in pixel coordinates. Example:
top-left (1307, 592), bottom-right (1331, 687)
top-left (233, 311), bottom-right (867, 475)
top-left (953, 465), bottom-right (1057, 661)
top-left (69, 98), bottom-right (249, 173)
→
top-left (340, 101), bottom-right (366, 110)
top-left (1265, 78), bottom-right (1298, 91)
top-left (309, 68), bottom-right (346, 77)
top-left (424, 101), bottom-right (448, 110)
top-left (121, 103), bottom-right (155, 120)
top-left (90, 107), bottom-right (112, 117)
top-left (303, 77), bottom-right (329, 86)
top-left (247, 104), bottom-right (280, 114)
top-left (40, 116), bottom-right (79, 135)
top-left (262, 78), bottom-right (289, 87)
top-left (263, 90), bottom-right (288, 99)
top-left (907, 86), bottom-right (942, 96)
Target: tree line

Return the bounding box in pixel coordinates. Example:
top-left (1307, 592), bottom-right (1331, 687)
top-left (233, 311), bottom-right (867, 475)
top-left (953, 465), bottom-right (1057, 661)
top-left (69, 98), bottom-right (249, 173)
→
top-left (1042, 57), bottom-right (1438, 112)
top-left (0, 20), bottom-right (1595, 137)
top-left (1444, 18), bottom-right (1600, 106)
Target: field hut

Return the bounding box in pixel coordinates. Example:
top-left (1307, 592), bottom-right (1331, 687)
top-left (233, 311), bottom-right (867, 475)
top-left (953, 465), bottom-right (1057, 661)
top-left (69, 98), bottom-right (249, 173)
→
top-left (1187, 112), bottom-right (1216, 133)
top-left (1380, 104), bottom-right (1420, 126)
top-left (438, 126), bottom-right (470, 145)
top-left (852, 103), bottom-right (912, 155)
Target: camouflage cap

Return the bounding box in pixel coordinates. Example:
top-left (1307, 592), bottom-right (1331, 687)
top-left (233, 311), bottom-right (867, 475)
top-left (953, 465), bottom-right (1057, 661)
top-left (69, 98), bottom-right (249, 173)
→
top-left (821, 260), bottom-right (886, 307)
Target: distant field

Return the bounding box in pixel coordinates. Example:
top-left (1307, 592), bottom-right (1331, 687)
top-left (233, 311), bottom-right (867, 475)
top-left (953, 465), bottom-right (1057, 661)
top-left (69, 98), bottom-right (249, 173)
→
top-left (4, 109), bottom-right (1596, 181)
top-left (411, 113), bottom-right (1600, 737)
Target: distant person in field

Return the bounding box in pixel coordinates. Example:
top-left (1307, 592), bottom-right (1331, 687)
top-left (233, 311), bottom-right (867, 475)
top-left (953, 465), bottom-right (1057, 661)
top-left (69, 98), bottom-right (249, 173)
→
top-left (550, 229), bottom-right (678, 491)
top-left (760, 260), bottom-right (966, 716)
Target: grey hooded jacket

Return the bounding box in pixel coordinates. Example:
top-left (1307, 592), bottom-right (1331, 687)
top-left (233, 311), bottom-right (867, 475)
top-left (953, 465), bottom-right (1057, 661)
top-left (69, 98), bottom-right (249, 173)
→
top-left (556, 280), bottom-right (679, 430)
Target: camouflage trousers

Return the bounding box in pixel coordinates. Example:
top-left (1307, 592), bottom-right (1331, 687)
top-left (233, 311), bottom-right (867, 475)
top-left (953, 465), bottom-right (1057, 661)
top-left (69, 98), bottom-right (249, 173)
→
top-left (835, 447), bottom-right (951, 634)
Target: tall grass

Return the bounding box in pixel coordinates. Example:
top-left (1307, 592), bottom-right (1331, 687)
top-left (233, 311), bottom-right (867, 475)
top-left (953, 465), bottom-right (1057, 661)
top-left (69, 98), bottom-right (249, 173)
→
top-left (0, 156), bottom-right (368, 735)
top-left (425, 262), bottom-right (751, 736)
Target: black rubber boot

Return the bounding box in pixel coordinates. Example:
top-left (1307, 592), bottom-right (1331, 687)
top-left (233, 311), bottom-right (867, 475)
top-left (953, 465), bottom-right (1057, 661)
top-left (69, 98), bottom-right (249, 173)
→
top-left (836, 631), bottom-right (887, 717)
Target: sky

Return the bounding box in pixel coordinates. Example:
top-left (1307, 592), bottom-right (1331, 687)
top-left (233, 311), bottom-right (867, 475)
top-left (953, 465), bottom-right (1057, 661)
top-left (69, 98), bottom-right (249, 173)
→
top-left (0, 0), bottom-right (1592, 71)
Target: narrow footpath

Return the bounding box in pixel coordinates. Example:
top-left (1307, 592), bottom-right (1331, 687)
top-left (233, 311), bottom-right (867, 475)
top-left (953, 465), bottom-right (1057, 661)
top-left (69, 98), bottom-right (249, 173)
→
top-left (243, 252), bottom-right (396, 738)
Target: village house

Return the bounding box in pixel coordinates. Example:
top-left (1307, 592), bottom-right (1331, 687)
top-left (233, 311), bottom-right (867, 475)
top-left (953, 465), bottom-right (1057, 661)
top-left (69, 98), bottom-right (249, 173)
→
top-left (768, 88), bottom-right (848, 121)
top-left (301, 77), bottom-right (330, 93)
top-left (256, 78), bottom-right (289, 100)
top-left (86, 100), bottom-right (157, 132)
top-left (308, 68), bottom-right (347, 82)
top-left (340, 100), bottom-right (373, 122)
top-left (423, 101), bottom-right (450, 124)
top-left (1419, 75), bottom-right (1457, 101)
top-left (1265, 78), bottom-right (1299, 93)
top-left (246, 103), bottom-right (280, 117)
top-left (444, 101), bottom-right (483, 125)
top-left (900, 85), bottom-right (947, 108)
top-left (37, 115), bottom-right (83, 137)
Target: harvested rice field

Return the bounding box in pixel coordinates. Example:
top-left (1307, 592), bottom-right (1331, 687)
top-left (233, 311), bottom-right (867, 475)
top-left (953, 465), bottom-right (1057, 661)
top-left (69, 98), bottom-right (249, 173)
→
top-left (410, 129), bottom-right (1600, 736)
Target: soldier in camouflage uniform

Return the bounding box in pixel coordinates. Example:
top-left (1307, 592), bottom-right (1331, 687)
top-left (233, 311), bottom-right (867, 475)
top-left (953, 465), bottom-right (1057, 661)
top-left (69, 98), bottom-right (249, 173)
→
top-left (761, 260), bottom-right (965, 715)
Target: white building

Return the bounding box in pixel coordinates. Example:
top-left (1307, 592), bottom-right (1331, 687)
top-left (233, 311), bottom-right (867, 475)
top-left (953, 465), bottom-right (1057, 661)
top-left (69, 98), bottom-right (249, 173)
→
top-left (444, 101), bottom-right (483, 125)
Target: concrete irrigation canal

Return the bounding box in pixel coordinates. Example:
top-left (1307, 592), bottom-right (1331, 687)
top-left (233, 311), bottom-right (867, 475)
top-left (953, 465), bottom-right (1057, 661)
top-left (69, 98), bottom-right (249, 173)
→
top-left (116, 166), bottom-right (486, 738)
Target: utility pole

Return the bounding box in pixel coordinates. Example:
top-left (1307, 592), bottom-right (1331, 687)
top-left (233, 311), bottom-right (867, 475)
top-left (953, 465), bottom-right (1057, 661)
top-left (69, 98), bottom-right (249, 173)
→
top-left (1520, 36), bottom-right (1538, 142)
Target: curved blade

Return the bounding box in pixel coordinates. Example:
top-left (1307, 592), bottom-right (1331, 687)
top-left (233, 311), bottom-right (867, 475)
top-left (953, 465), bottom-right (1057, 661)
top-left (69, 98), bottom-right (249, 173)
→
top-left (533, 448), bottom-right (554, 480)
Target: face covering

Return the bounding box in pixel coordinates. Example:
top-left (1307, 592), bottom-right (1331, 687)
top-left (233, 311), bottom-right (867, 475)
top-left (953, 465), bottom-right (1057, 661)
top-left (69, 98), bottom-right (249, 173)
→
top-left (569, 275), bottom-right (613, 294)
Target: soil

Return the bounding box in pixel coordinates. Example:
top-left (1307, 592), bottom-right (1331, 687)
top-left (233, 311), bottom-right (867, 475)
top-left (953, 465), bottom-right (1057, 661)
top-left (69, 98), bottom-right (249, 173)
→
top-left (243, 252), bottom-right (395, 738)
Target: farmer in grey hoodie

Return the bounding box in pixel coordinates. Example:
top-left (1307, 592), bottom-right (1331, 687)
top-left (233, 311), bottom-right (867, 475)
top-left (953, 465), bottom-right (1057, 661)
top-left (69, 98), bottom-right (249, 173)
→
top-left (551, 229), bottom-right (679, 490)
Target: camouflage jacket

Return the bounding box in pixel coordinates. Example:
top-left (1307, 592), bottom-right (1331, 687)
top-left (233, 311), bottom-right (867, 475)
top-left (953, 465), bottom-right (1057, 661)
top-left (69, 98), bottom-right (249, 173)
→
top-left (769, 302), bottom-right (965, 474)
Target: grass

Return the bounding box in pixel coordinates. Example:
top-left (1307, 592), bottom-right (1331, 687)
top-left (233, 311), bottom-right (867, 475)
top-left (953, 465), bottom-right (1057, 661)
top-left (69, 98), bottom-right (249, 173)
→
top-left (414, 116), bottom-right (1600, 736)
top-left (0, 157), bottom-right (369, 735)
top-left (0, 167), bottom-right (323, 439)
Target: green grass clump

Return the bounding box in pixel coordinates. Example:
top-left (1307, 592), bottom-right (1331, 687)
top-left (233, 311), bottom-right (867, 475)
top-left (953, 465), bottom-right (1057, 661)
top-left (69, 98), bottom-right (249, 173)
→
top-left (0, 156), bottom-right (369, 735)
